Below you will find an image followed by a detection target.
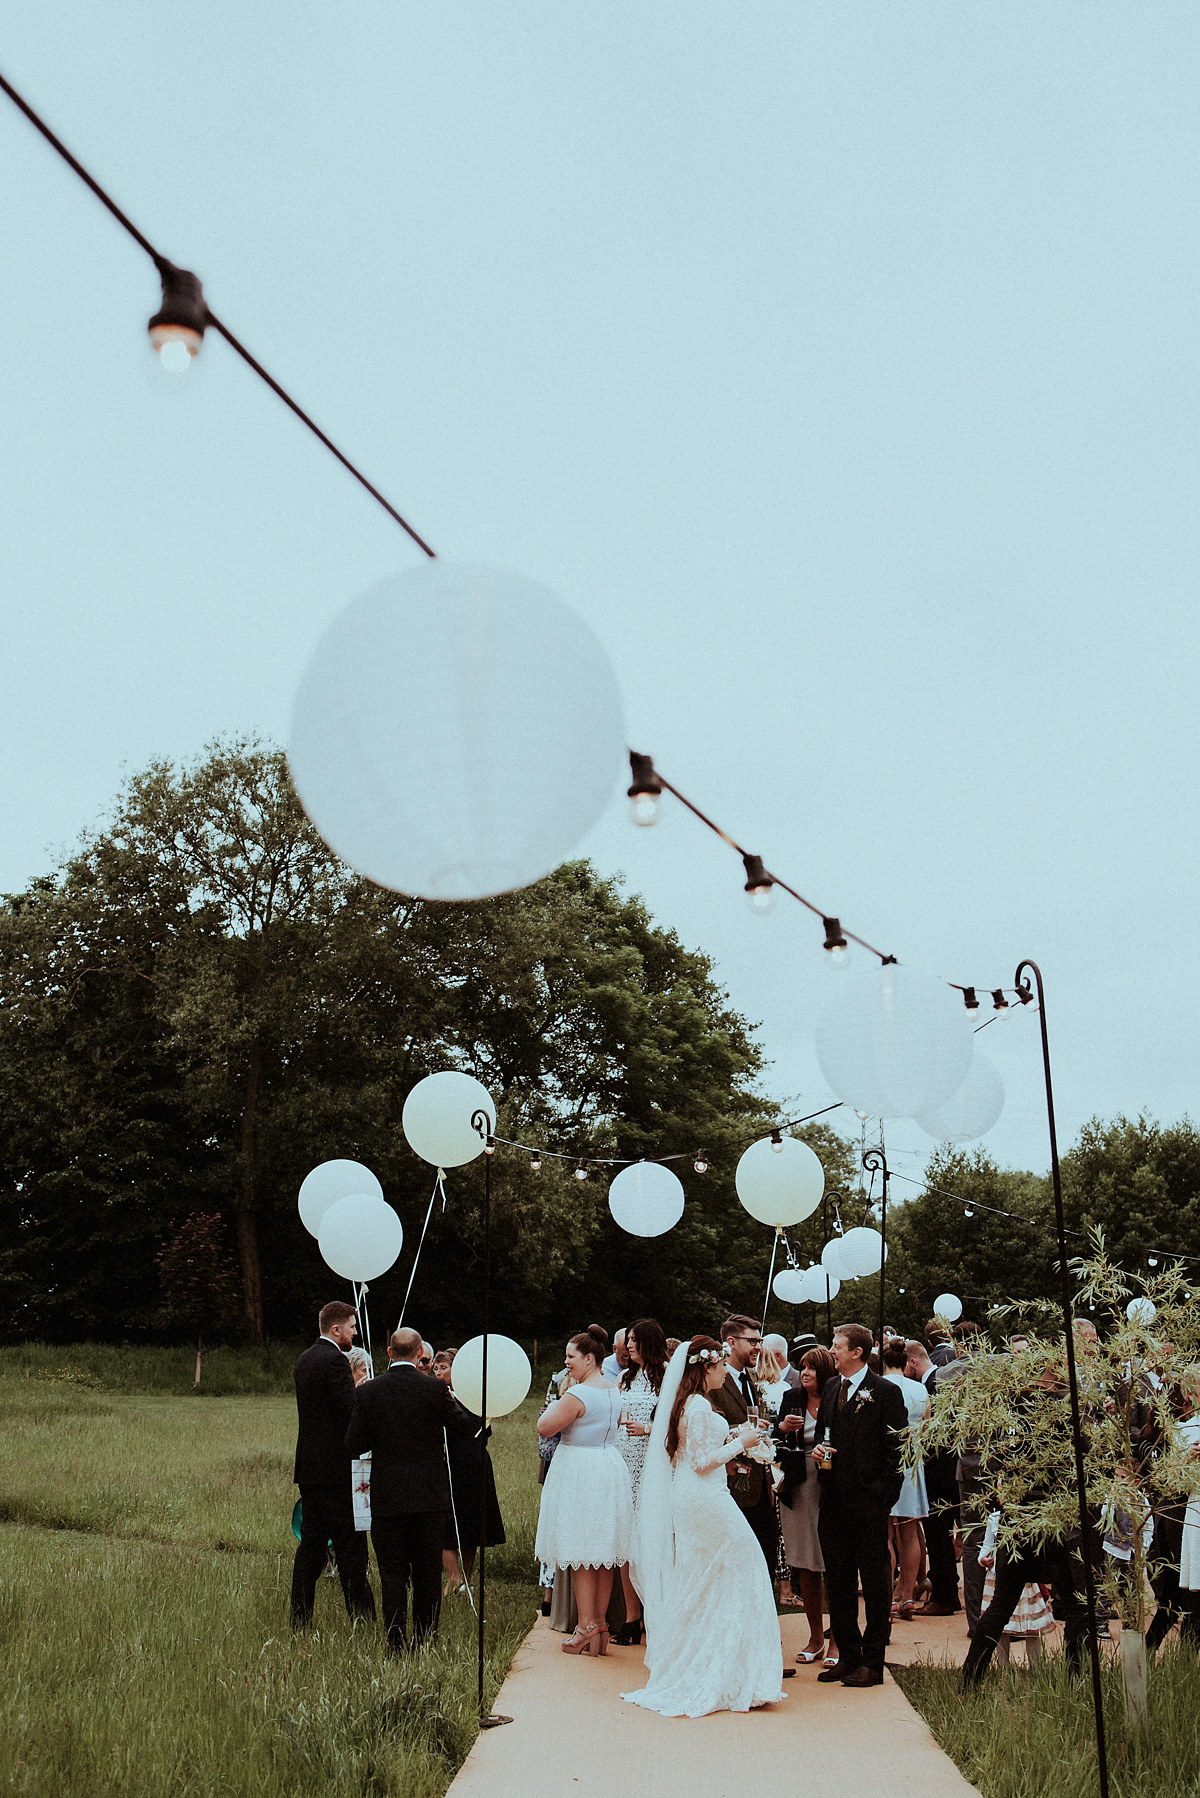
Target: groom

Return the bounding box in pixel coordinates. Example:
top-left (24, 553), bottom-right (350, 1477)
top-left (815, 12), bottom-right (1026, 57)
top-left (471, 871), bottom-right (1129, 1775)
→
top-left (710, 1314), bottom-right (778, 1573)
top-left (813, 1323), bottom-right (907, 1688)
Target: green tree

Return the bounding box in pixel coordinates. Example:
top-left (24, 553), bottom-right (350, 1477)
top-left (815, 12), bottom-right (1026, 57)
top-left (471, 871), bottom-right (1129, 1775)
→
top-left (156, 1211), bottom-right (242, 1384)
top-left (1061, 1115), bottom-right (1200, 1278)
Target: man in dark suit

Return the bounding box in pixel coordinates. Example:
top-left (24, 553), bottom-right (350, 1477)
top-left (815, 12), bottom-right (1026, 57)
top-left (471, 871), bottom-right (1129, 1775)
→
top-left (346, 1325), bottom-right (473, 1653)
top-left (709, 1313), bottom-right (778, 1575)
top-left (905, 1338), bottom-right (961, 1618)
top-left (291, 1300), bottom-right (376, 1627)
top-left (813, 1321), bottom-right (907, 1688)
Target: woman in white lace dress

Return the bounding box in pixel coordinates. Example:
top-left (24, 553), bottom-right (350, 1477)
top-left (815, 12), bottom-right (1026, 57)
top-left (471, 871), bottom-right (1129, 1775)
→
top-left (535, 1328), bottom-right (633, 1656)
top-left (624, 1336), bottom-right (785, 1717)
top-left (613, 1318), bottom-right (669, 1646)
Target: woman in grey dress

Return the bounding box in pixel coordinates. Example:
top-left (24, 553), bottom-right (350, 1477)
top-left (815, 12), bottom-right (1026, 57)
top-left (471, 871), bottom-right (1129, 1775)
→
top-left (775, 1346), bottom-right (839, 1665)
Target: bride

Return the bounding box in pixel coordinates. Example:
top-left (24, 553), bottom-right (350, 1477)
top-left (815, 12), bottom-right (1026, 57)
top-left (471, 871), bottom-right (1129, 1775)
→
top-left (622, 1335), bottom-right (785, 1717)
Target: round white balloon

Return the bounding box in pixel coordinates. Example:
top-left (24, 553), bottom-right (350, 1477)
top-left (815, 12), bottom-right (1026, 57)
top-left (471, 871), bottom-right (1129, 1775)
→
top-left (815, 962), bottom-right (974, 1119)
top-left (735, 1136), bottom-right (824, 1228)
top-left (453, 1334), bottom-right (532, 1417)
top-left (772, 1268), bottom-right (809, 1304)
top-left (933, 1292), bottom-right (963, 1322)
top-left (289, 563), bottom-right (626, 900)
top-left (298, 1159), bottom-right (384, 1237)
top-left (838, 1226), bottom-right (888, 1276)
top-left (318, 1193), bottom-right (404, 1281)
top-left (608, 1162), bottom-right (685, 1238)
top-left (1126, 1296), bottom-right (1156, 1326)
top-left (915, 1052), bottom-right (1005, 1144)
top-left (402, 1071), bottom-right (496, 1168)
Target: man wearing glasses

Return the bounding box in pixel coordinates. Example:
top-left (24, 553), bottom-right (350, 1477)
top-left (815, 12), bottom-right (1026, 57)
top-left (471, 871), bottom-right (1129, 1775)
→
top-left (709, 1315), bottom-right (778, 1574)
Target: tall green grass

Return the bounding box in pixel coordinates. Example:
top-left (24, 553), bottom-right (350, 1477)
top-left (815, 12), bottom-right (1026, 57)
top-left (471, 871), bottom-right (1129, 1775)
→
top-left (895, 1650), bottom-right (1200, 1798)
top-left (0, 1352), bottom-right (546, 1796)
top-left (0, 1340), bottom-right (302, 1395)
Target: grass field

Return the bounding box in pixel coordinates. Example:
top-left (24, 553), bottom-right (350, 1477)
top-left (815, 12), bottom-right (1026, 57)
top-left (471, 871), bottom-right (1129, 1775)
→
top-left (0, 1347), bottom-right (543, 1797)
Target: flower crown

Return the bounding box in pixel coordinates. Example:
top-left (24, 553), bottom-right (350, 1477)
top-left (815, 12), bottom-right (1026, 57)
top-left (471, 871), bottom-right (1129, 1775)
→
top-left (687, 1346), bottom-right (727, 1366)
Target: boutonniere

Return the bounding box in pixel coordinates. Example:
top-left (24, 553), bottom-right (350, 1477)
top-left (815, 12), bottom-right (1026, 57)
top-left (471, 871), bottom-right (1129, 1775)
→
top-left (855, 1389), bottom-right (875, 1407)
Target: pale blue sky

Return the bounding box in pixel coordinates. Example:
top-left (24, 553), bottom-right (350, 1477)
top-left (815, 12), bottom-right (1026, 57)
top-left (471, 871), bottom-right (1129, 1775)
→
top-left (2, 4), bottom-right (1197, 1179)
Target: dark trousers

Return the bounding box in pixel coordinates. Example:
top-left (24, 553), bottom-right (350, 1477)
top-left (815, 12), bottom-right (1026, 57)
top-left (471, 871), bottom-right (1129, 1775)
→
top-left (738, 1485), bottom-right (779, 1579)
top-left (291, 1480), bottom-right (375, 1625)
top-left (819, 1491), bottom-right (893, 1672)
top-left (923, 1456), bottom-right (961, 1609)
top-left (963, 1540), bottom-right (1088, 1683)
top-left (372, 1510), bottom-right (445, 1651)
top-left (957, 1464), bottom-right (987, 1635)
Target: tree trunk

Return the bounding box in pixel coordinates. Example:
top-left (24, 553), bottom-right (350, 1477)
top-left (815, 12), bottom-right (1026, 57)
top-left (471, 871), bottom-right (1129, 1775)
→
top-left (1120, 1626), bottom-right (1148, 1732)
top-left (237, 1040), bottom-right (265, 1342)
top-left (194, 1330), bottom-right (202, 1387)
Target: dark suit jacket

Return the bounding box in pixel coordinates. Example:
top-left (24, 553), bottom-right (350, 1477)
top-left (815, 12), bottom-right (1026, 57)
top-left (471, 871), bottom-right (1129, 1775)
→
top-left (293, 1337), bottom-right (359, 1485)
top-left (813, 1368), bottom-right (907, 1508)
top-left (344, 1362), bottom-right (472, 1518)
top-left (774, 1385), bottom-right (816, 1506)
top-left (709, 1368), bottom-right (771, 1508)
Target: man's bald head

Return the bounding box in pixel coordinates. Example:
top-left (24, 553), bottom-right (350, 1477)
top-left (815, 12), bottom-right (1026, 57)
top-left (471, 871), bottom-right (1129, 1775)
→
top-left (389, 1327), bottom-right (423, 1362)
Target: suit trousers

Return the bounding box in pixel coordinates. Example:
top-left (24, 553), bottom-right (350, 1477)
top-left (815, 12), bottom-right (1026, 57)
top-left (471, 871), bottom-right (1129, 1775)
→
top-left (922, 1455), bottom-right (961, 1609)
top-left (957, 1465), bottom-right (987, 1634)
top-left (819, 1490), bottom-right (893, 1672)
top-left (291, 1480), bottom-right (375, 1625)
top-left (372, 1510), bottom-right (445, 1650)
top-left (738, 1485), bottom-right (779, 1579)
top-left (963, 1540), bottom-right (1089, 1682)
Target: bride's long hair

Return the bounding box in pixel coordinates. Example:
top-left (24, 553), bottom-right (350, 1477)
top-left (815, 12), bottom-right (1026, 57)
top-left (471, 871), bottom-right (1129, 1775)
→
top-left (665, 1335), bottom-right (724, 1461)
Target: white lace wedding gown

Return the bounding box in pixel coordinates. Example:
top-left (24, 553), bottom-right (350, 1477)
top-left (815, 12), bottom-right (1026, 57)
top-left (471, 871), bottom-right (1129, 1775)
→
top-left (623, 1394), bottom-right (784, 1717)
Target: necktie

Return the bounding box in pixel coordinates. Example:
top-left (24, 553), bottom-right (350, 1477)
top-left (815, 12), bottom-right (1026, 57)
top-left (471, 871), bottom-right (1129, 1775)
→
top-left (740, 1370), bottom-right (755, 1408)
top-left (837, 1378), bottom-right (851, 1412)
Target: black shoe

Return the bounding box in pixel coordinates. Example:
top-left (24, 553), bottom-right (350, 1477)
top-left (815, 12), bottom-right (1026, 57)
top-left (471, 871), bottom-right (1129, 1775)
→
top-left (612, 1617), bottom-right (644, 1646)
top-left (841, 1665), bottom-right (884, 1688)
top-left (781, 1668), bottom-right (796, 1678)
top-left (818, 1662), bottom-right (856, 1683)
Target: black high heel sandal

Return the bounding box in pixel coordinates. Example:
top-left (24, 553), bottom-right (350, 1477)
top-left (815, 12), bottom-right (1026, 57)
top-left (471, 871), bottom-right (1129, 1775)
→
top-left (612, 1616), bottom-right (644, 1646)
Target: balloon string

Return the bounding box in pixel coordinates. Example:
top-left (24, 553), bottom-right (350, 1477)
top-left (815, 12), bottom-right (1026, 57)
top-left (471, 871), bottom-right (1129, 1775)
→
top-left (444, 1425), bottom-right (478, 1618)
top-left (761, 1229), bottom-right (781, 1331)
top-left (397, 1171), bottom-right (445, 1330)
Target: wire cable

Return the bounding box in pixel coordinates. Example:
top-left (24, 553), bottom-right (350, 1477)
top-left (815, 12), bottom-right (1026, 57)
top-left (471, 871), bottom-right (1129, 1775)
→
top-left (0, 68), bottom-right (436, 559)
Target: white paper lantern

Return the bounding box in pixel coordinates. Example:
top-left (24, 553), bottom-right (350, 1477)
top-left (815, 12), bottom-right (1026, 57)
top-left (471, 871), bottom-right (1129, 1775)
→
top-left (288, 563), bottom-right (625, 901)
top-left (802, 1264), bottom-right (840, 1303)
top-left (933, 1292), bottom-right (963, 1322)
top-left (298, 1159), bottom-right (384, 1237)
top-left (821, 1238), bottom-right (849, 1279)
top-left (735, 1137), bottom-right (824, 1228)
top-left (452, 1334), bottom-right (532, 1418)
top-left (1126, 1296), bottom-right (1157, 1326)
top-left (318, 1193), bottom-right (404, 1281)
top-left (402, 1071), bottom-right (496, 1168)
top-left (838, 1226), bottom-right (888, 1277)
top-left (608, 1162), bottom-right (685, 1238)
top-left (773, 1268), bottom-right (809, 1304)
top-left (815, 962), bottom-right (974, 1119)
top-left (915, 1052), bottom-right (1005, 1144)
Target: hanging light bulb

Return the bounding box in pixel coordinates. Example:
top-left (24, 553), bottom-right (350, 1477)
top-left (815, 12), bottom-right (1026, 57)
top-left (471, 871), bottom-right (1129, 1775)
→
top-left (961, 987), bottom-right (980, 1012)
top-left (530, 1153), bottom-right (542, 1172)
top-left (898, 1286), bottom-right (906, 1294)
top-left (693, 1152), bottom-right (709, 1174)
top-left (483, 1134), bottom-right (496, 1156)
top-left (574, 1162), bottom-right (589, 1181)
top-left (147, 261), bottom-right (209, 370)
top-left (626, 751), bottom-right (662, 827)
top-left (770, 1128), bottom-right (784, 1154)
top-left (992, 990), bottom-right (1009, 1011)
top-left (854, 1109), bottom-right (870, 1122)
top-left (1148, 1255), bottom-right (1158, 1267)
top-left (963, 1206), bottom-right (974, 1219)
top-left (823, 917), bottom-right (848, 964)
top-left (742, 854), bottom-right (775, 914)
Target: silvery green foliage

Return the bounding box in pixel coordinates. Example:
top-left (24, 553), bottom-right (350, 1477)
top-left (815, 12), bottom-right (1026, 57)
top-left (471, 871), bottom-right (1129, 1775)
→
top-left (910, 1231), bottom-right (1200, 1629)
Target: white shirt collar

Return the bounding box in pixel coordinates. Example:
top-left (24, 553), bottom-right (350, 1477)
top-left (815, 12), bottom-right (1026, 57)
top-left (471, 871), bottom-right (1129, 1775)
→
top-left (320, 1334), bottom-right (345, 1349)
top-left (844, 1364), bottom-right (869, 1396)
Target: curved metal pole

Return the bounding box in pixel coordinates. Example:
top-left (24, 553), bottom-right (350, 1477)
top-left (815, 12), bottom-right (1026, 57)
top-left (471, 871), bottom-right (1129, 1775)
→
top-left (822, 1191), bottom-right (833, 1342)
top-left (471, 1110), bottom-right (512, 1731)
top-left (1015, 962), bottom-right (1108, 1798)
top-left (862, 1148), bottom-right (889, 1352)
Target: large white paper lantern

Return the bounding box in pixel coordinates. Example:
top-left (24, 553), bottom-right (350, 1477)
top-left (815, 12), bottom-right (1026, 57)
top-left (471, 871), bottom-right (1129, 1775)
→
top-left (452, 1334), bottom-right (532, 1418)
top-left (289, 563), bottom-right (625, 900)
top-left (802, 1264), bottom-right (840, 1303)
top-left (402, 1071), bottom-right (496, 1168)
top-left (735, 1137), bottom-right (824, 1228)
top-left (318, 1193), bottom-right (404, 1281)
top-left (933, 1292), bottom-right (963, 1322)
top-left (1126, 1296), bottom-right (1156, 1327)
top-left (298, 1159), bottom-right (384, 1237)
top-left (838, 1226), bottom-right (888, 1277)
top-left (773, 1268), bottom-right (809, 1304)
top-left (608, 1162), bottom-right (685, 1238)
top-left (815, 963), bottom-right (974, 1119)
top-left (821, 1238), bottom-right (849, 1279)
top-left (915, 1052), bottom-right (1005, 1144)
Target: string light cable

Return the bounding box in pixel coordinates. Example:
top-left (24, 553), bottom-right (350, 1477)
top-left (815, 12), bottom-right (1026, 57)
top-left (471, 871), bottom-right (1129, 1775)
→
top-left (0, 69), bottom-right (436, 559)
